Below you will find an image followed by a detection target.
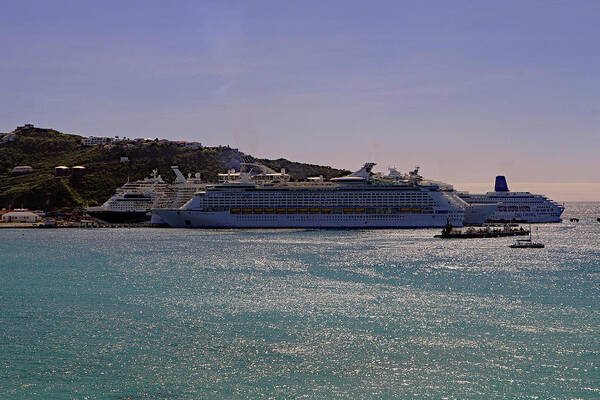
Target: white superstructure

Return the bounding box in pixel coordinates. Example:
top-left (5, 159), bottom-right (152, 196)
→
top-left (153, 163), bottom-right (468, 229)
top-left (458, 176), bottom-right (564, 223)
top-left (218, 161), bottom-right (290, 185)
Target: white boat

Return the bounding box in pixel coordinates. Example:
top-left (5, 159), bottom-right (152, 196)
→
top-left (509, 238), bottom-right (545, 248)
top-left (86, 167), bottom-right (205, 223)
top-left (510, 226), bottom-right (545, 248)
top-left (153, 163), bottom-right (468, 229)
top-left (458, 176), bottom-right (564, 223)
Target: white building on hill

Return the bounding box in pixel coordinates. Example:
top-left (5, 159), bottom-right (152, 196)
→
top-left (82, 136), bottom-right (113, 146)
top-left (12, 166), bottom-right (33, 174)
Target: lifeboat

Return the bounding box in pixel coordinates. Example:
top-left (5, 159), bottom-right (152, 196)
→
top-left (309, 208), bottom-right (320, 213)
top-left (298, 208), bottom-right (308, 214)
top-left (276, 208), bottom-right (286, 214)
top-left (287, 208), bottom-right (297, 213)
top-left (242, 208), bottom-right (252, 214)
top-left (264, 208), bottom-right (275, 214)
top-left (230, 208), bottom-right (241, 214)
top-left (253, 208), bottom-right (263, 214)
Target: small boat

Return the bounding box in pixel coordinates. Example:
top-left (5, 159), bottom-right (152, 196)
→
top-left (509, 238), bottom-right (545, 248)
top-left (509, 226), bottom-right (544, 248)
top-left (39, 220), bottom-right (58, 228)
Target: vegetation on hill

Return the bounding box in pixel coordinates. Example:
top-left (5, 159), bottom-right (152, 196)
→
top-left (0, 126), bottom-right (348, 210)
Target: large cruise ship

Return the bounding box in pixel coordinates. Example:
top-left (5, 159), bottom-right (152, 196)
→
top-left (382, 167), bottom-right (497, 226)
top-left (152, 163), bottom-right (468, 228)
top-left (86, 166), bottom-right (205, 223)
top-left (458, 176), bottom-right (564, 223)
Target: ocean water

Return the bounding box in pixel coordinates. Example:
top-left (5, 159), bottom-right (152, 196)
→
top-left (1, 202), bottom-right (599, 399)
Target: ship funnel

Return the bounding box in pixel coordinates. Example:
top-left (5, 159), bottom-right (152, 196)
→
top-left (494, 176), bottom-right (509, 192)
top-left (349, 162), bottom-right (376, 178)
top-left (171, 166), bottom-right (187, 183)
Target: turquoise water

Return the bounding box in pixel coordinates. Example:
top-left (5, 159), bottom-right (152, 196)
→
top-left (1, 202), bottom-right (599, 399)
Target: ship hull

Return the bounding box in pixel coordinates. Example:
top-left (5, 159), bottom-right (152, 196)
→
top-left (463, 204), bottom-right (498, 226)
top-left (86, 210), bottom-right (149, 223)
top-left (152, 209), bottom-right (464, 229)
top-left (458, 198), bottom-right (564, 223)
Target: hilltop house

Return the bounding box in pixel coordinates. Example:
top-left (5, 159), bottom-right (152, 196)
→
top-left (82, 136), bottom-right (113, 146)
top-left (185, 141), bottom-right (202, 149)
top-left (11, 166), bottom-right (33, 174)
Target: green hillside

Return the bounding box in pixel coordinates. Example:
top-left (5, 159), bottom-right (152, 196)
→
top-left (0, 126), bottom-right (348, 210)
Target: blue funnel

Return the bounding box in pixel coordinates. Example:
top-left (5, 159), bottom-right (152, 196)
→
top-left (494, 176), bottom-right (509, 192)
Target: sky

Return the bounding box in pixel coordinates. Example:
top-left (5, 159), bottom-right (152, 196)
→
top-left (1, 1), bottom-right (599, 199)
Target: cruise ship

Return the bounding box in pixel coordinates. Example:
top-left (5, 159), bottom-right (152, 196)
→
top-left (152, 163), bottom-right (468, 229)
top-left (86, 166), bottom-right (205, 223)
top-left (382, 167), bottom-right (497, 226)
top-left (458, 176), bottom-right (564, 223)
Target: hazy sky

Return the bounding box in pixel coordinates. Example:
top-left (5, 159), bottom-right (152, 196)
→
top-left (1, 1), bottom-right (599, 195)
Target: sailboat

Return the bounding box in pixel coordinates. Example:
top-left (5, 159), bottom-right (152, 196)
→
top-left (509, 225), bottom-right (545, 248)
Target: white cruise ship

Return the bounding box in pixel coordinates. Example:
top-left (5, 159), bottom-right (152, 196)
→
top-left (152, 163), bottom-right (468, 229)
top-left (86, 167), bottom-right (205, 223)
top-left (382, 167), bottom-right (497, 226)
top-left (458, 176), bottom-right (564, 223)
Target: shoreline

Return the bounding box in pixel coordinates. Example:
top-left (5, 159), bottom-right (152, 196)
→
top-left (0, 222), bottom-right (151, 229)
